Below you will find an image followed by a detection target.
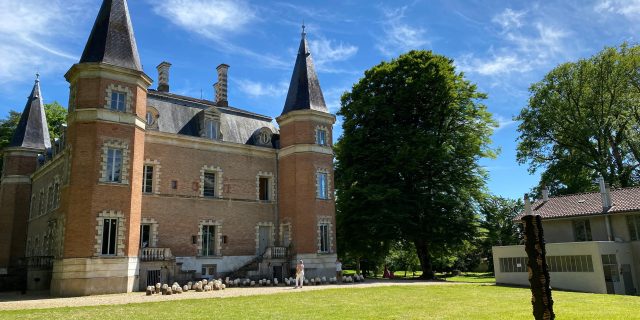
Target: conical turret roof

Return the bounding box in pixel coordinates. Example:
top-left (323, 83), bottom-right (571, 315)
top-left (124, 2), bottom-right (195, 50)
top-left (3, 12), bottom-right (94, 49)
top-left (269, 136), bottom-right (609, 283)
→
top-left (10, 76), bottom-right (51, 150)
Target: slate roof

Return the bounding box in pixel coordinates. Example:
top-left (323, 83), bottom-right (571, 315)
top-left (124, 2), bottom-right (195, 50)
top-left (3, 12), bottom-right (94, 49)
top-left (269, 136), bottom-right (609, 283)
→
top-left (79, 0), bottom-right (142, 71)
top-left (10, 77), bottom-right (51, 150)
top-left (147, 90), bottom-right (278, 146)
top-left (281, 31), bottom-right (328, 115)
top-left (515, 186), bottom-right (640, 220)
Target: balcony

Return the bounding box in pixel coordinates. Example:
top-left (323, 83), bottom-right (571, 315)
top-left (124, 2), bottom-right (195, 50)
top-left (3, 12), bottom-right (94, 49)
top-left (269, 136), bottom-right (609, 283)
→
top-left (263, 246), bottom-right (287, 259)
top-left (140, 247), bottom-right (173, 261)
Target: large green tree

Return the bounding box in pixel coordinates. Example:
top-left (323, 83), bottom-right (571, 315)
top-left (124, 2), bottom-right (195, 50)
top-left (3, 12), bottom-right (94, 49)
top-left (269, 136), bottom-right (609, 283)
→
top-left (335, 50), bottom-right (497, 279)
top-left (0, 102), bottom-right (68, 171)
top-left (479, 196), bottom-right (522, 271)
top-left (517, 44), bottom-right (640, 194)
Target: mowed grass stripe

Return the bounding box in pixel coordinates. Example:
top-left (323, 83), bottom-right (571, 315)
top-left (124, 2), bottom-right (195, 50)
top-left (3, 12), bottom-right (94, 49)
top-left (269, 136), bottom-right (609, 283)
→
top-left (2, 284), bottom-right (640, 320)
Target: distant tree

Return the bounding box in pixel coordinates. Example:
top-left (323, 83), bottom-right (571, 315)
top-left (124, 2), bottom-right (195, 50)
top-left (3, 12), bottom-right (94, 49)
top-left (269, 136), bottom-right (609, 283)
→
top-left (479, 196), bottom-right (523, 271)
top-left (0, 102), bottom-right (68, 172)
top-left (385, 241), bottom-right (420, 277)
top-left (335, 50), bottom-right (497, 279)
top-left (517, 43), bottom-right (640, 194)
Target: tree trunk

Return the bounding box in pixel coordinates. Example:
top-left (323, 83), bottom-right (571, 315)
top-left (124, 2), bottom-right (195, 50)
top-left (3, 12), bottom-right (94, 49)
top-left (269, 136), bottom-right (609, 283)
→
top-left (356, 257), bottom-right (361, 275)
top-left (414, 239), bottom-right (434, 279)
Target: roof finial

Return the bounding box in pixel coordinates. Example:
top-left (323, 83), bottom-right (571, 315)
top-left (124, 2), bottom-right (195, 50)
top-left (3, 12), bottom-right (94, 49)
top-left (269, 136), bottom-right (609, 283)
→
top-left (302, 20), bottom-right (306, 38)
top-left (35, 72), bottom-right (40, 83)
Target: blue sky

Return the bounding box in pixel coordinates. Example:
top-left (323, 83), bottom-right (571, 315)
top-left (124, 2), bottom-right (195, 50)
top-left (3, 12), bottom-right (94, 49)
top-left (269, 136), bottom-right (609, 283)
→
top-left (1, 0), bottom-right (639, 200)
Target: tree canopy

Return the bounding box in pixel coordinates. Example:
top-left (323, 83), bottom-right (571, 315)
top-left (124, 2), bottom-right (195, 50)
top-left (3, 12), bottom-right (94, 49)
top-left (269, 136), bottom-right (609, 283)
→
top-left (517, 43), bottom-right (640, 194)
top-left (335, 50), bottom-right (497, 278)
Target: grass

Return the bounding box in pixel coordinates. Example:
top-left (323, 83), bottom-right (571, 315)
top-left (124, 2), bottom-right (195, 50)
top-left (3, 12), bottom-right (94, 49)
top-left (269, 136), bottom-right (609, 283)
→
top-left (437, 272), bottom-right (496, 283)
top-left (3, 284), bottom-right (640, 319)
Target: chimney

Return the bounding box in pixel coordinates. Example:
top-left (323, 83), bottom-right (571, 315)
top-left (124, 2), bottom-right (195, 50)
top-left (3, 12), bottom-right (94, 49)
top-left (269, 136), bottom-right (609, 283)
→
top-left (214, 64), bottom-right (229, 106)
top-left (156, 61), bottom-right (172, 92)
top-left (598, 176), bottom-right (612, 210)
top-left (524, 194), bottom-right (533, 216)
top-left (542, 186), bottom-right (549, 202)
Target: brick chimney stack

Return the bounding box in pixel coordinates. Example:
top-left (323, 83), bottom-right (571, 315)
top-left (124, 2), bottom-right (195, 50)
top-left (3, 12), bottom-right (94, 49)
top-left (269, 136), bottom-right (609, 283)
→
top-left (156, 61), bottom-right (171, 92)
top-left (542, 186), bottom-right (549, 202)
top-left (524, 194), bottom-right (533, 215)
top-left (214, 64), bottom-right (229, 106)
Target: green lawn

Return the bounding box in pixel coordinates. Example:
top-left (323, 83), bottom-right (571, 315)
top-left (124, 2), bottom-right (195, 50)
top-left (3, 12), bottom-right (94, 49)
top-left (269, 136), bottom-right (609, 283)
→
top-left (3, 284), bottom-right (640, 319)
top-left (438, 272), bottom-right (496, 283)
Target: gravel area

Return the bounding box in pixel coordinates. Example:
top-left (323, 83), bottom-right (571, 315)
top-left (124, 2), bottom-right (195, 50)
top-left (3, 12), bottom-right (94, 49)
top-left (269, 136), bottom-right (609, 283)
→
top-left (0, 280), bottom-right (463, 311)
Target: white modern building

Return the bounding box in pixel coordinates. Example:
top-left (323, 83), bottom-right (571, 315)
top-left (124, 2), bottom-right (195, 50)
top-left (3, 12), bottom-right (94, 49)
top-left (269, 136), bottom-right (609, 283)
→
top-left (493, 180), bottom-right (640, 295)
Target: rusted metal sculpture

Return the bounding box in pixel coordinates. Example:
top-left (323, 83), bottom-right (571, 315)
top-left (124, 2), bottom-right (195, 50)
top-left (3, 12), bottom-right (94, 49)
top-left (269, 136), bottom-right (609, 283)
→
top-left (523, 211), bottom-right (555, 320)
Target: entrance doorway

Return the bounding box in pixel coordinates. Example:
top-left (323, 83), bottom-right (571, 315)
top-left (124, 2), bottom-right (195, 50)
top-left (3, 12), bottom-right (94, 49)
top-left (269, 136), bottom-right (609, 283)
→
top-left (258, 226), bottom-right (271, 255)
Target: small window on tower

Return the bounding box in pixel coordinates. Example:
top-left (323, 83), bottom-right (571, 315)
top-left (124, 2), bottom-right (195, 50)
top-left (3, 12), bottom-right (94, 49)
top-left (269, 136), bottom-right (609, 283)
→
top-left (110, 91), bottom-right (126, 112)
top-left (316, 129), bottom-right (327, 146)
top-left (142, 165), bottom-right (154, 193)
top-left (259, 177), bottom-right (270, 201)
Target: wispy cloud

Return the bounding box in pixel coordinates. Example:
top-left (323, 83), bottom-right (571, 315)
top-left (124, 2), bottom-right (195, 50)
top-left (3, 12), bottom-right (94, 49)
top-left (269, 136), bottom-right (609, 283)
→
top-left (494, 115), bottom-right (517, 132)
top-left (309, 37), bottom-right (358, 73)
top-left (0, 0), bottom-right (84, 84)
top-left (595, 0), bottom-right (640, 19)
top-left (235, 79), bottom-right (289, 98)
top-left (376, 6), bottom-right (429, 57)
top-left (150, 0), bottom-right (287, 69)
top-left (458, 9), bottom-right (569, 77)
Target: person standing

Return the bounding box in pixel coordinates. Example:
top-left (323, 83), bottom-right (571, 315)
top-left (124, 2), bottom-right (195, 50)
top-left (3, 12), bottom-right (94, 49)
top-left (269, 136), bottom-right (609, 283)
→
top-left (335, 259), bottom-right (343, 283)
top-left (295, 260), bottom-right (305, 288)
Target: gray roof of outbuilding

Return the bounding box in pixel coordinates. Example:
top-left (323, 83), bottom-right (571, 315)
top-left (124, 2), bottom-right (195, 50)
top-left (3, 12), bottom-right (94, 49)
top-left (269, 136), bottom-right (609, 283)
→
top-left (515, 186), bottom-right (640, 220)
top-left (10, 78), bottom-right (51, 150)
top-left (281, 32), bottom-right (328, 115)
top-left (147, 91), bottom-right (278, 145)
top-left (79, 0), bottom-right (142, 71)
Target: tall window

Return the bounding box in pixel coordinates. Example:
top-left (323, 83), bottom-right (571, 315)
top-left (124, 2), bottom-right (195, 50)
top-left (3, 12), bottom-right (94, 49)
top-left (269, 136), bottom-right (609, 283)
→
top-left (47, 185), bottom-right (54, 211)
top-left (101, 218), bottom-right (118, 255)
top-left (205, 119), bottom-right (219, 140)
top-left (140, 224), bottom-right (150, 248)
top-left (319, 224), bottom-right (330, 253)
top-left (259, 177), bottom-right (270, 201)
top-left (202, 225), bottom-right (216, 256)
top-left (203, 172), bottom-right (216, 197)
top-left (627, 215), bottom-right (640, 241)
top-left (110, 91), bottom-right (126, 111)
top-left (142, 165), bottom-right (154, 193)
top-left (106, 148), bottom-right (123, 182)
top-left (52, 182), bottom-right (60, 209)
top-left (573, 219), bottom-right (592, 242)
top-left (317, 172), bottom-right (328, 199)
top-left (146, 112), bottom-right (154, 125)
top-left (316, 129), bottom-right (327, 146)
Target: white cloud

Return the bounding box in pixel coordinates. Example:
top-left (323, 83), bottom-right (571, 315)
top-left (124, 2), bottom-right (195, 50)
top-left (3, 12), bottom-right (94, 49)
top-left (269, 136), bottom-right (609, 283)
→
top-left (309, 37), bottom-right (358, 73)
top-left (458, 10), bottom-right (569, 77)
top-left (494, 115), bottom-right (517, 132)
top-left (492, 8), bottom-right (526, 30)
top-left (595, 0), bottom-right (640, 19)
top-left (236, 79), bottom-right (288, 98)
top-left (0, 0), bottom-right (83, 84)
top-left (376, 6), bottom-right (429, 56)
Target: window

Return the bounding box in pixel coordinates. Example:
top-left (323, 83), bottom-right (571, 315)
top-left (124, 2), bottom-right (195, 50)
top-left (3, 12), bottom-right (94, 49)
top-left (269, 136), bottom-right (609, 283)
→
top-left (259, 177), bottom-right (270, 201)
top-left (203, 172), bottom-right (216, 197)
top-left (573, 219), bottom-right (592, 241)
top-left (319, 224), bottom-right (330, 253)
top-left (106, 148), bottom-right (123, 182)
top-left (627, 215), bottom-right (640, 241)
top-left (47, 185), bottom-right (54, 211)
top-left (205, 119), bottom-right (219, 140)
top-left (146, 112), bottom-right (154, 125)
top-left (140, 224), bottom-right (151, 248)
top-left (52, 182), bottom-right (60, 209)
top-left (316, 129), bottom-right (327, 146)
top-left (142, 165), bottom-right (154, 193)
top-left (39, 191), bottom-right (45, 216)
top-left (201, 264), bottom-right (217, 277)
top-left (547, 255), bottom-right (594, 272)
top-left (317, 172), bottom-right (328, 199)
top-left (499, 257), bottom-right (529, 273)
top-left (171, 180), bottom-right (178, 189)
top-left (202, 225), bottom-right (216, 256)
top-left (101, 218), bottom-right (118, 255)
top-left (110, 91), bottom-right (126, 111)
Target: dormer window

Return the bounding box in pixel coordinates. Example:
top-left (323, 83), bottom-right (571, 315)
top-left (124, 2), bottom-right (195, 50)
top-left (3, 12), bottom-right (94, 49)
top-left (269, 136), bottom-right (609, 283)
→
top-left (110, 91), bottom-right (126, 112)
top-left (146, 112), bottom-right (154, 125)
top-left (205, 119), bottom-right (219, 140)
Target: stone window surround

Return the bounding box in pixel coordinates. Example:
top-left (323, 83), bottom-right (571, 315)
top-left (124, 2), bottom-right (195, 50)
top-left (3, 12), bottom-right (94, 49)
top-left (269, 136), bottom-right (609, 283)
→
top-left (104, 84), bottom-right (133, 113)
top-left (197, 219), bottom-right (223, 257)
top-left (315, 125), bottom-right (330, 146)
top-left (94, 210), bottom-right (126, 257)
top-left (255, 171), bottom-right (276, 201)
top-left (317, 216), bottom-right (334, 254)
top-left (99, 139), bottom-right (131, 185)
top-left (143, 159), bottom-right (162, 195)
top-left (279, 222), bottom-right (292, 247)
top-left (200, 107), bottom-right (222, 141)
top-left (315, 168), bottom-right (332, 200)
top-left (141, 217), bottom-right (159, 247)
top-left (146, 106), bottom-right (159, 130)
top-left (255, 222), bottom-right (276, 254)
top-left (200, 165), bottom-right (223, 198)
